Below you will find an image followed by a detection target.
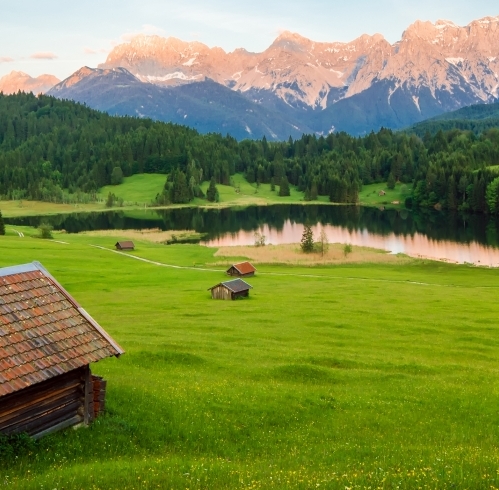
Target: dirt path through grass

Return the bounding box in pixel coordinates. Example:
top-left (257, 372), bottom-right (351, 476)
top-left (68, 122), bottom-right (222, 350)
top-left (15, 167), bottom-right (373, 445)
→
top-left (88, 244), bottom-right (496, 289)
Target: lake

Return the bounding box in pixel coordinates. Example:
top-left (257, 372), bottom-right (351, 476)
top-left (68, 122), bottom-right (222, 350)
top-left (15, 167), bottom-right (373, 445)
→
top-left (6, 205), bottom-right (499, 266)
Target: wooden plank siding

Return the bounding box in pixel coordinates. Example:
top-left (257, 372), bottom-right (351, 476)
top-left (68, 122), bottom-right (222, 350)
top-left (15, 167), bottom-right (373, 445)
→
top-left (210, 285), bottom-right (250, 300)
top-left (211, 285), bottom-right (234, 300)
top-left (0, 367), bottom-right (88, 438)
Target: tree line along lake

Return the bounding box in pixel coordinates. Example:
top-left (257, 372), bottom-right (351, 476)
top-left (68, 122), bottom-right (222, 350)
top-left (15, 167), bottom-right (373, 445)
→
top-left (6, 204), bottom-right (499, 266)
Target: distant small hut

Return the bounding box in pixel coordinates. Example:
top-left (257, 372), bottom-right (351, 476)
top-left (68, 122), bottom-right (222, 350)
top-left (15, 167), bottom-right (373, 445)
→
top-left (115, 241), bottom-right (135, 251)
top-left (226, 261), bottom-right (256, 277)
top-left (0, 262), bottom-right (124, 438)
top-left (378, 190), bottom-right (386, 196)
top-left (209, 279), bottom-right (253, 300)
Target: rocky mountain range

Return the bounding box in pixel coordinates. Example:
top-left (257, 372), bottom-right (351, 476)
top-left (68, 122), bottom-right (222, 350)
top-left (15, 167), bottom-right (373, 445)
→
top-left (0, 71), bottom-right (60, 95)
top-left (5, 15), bottom-right (499, 138)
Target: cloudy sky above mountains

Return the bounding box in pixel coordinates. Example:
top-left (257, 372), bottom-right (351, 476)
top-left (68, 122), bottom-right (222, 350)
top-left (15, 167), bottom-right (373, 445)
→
top-left (1, 0), bottom-right (498, 79)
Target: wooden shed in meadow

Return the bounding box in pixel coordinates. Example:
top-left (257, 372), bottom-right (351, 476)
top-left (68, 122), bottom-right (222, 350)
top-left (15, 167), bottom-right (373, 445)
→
top-left (115, 241), bottom-right (135, 251)
top-left (226, 262), bottom-right (256, 277)
top-left (0, 262), bottom-right (124, 438)
top-left (209, 279), bottom-right (253, 300)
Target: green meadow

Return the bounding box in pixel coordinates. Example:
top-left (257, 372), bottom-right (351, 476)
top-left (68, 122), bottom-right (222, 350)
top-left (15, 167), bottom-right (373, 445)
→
top-left (0, 174), bottom-right (406, 219)
top-left (2, 231), bottom-right (499, 489)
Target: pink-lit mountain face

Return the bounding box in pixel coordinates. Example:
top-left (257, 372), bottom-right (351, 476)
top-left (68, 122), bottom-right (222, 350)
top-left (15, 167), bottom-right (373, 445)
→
top-left (41, 15), bottom-right (499, 137)
top-left (99, 16), bottom-right (499, 111)
top-left (0, 71), bottom-right (60, 95)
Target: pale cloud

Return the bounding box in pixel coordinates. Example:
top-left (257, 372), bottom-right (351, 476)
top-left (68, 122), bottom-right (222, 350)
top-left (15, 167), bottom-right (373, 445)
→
top-left (30, 52), bottom-right (58, 60)
top-left (120, 24), bottom-right (167, 42)
top-left (0, 56), bottom-right (14, 63)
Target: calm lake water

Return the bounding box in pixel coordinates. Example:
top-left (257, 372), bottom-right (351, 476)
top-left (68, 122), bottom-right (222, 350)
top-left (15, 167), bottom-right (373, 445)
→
top-left (6, 205), bottom-right (499, 266)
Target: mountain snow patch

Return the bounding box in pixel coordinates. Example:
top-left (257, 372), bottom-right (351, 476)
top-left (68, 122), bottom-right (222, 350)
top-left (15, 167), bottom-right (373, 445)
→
top-left (446, 58), bottom-right (464, 66)
top-left (146, 72), bottom-right (203, 82)
top-left (412, 95), bottom-right (421, 112)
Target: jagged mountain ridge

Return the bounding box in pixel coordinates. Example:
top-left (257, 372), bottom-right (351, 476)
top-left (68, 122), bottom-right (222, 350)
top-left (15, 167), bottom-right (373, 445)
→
top-left (0, 71), bottom-right (60, 95)
top-left (100, 16), bottom-right (499, 112)
top-left (42, 14), bottom-right (499, 137)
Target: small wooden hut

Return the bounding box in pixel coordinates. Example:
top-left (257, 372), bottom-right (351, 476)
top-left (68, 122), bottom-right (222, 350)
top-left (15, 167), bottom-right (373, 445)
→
top-left (226, 262), bottom-right (256, 277)
top-left (115, 241), bottom-right (135, 251)
top-left (0, 262), bottom-right (124, 438)
top-left (378, 190), bottom-right (386, 196)
top-left (209, 279), bottom-right (253, 300)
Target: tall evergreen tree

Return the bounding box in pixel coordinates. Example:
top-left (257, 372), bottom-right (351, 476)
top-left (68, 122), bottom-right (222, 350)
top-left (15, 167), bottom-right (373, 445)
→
top-left (300, 225), bottom-right (314, 253)
top-left (0, 211), bottom-right (5, 235)
top-left (206, 177), bottom-right (219, 202)
top-left (279, 176), bottom-right (290, 197)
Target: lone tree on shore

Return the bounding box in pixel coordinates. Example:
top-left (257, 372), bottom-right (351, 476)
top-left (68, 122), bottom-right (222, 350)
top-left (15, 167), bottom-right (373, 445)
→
top-left (0, 211), bottom-right (5, 235)
top-left (300, 225), bottom-right (314, 253)
top-left (316, 228), bottom-right (329, 257)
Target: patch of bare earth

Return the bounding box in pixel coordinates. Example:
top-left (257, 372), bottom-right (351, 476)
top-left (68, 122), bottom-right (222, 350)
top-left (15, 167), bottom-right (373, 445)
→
top-left (212, 243), bottom-right (413, 266)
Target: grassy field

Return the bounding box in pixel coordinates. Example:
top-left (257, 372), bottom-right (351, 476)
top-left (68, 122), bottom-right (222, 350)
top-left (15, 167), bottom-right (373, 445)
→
top-left (1, 230), bottom-right (499, 489)
top-left (0, 174), bottom-right (405, 218)
top-left (99, 174), bottom-right (167, 204)
top-left (358, 182), bottom-right (412, 207)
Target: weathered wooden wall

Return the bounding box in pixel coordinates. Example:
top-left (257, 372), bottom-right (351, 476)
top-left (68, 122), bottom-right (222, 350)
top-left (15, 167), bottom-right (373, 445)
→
top-left (92, 375), bottom-right (107, 418)
top-left (0, 366), bottom-right (95, 438)
top-left (227, 267), bottom-right (254, 277)
top-left (211, 285), bottom-right (233, 300)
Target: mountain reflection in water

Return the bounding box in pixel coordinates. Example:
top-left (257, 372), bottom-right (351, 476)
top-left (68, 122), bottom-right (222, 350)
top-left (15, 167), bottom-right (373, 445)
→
top-left (6, 205), bottom-right (499, 266)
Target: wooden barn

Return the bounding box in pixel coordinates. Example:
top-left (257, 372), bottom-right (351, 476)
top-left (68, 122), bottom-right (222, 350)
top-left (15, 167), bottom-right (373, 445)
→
top-left (209, 279), bottom-right (253, 300)
top-left (0, 262), bottom-right (124, 438)
top-left (226, 261), bottom-right (256, 277)
top-left (115, 241), bottom-right (135, 251)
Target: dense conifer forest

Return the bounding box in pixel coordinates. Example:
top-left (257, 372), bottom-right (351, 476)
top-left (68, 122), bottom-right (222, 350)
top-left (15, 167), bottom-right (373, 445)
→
top-left (1, 92), bottom-right (499, 214)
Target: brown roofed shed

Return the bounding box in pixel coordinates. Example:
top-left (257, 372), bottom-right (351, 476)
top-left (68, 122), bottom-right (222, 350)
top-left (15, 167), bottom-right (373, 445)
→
top-left (226, 261), bottom-right (256, 277)
top-left (0, 262), bottom-right (124, 438)
top-left (115, 241), bottom-right (135, 250)
top-left (209, 278), bottom-right (253, 300)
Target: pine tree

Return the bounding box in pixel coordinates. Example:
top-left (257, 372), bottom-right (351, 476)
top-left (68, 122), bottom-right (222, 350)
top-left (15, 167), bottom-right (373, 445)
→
top-left (310, 181), bottom-right (318, 200)
top-left (0, 211), bottom-right (5, 235)
top-left (111, 166), bottom-right (124, 185)
top-left (279, 176), bottom-right (290, 197)
top-left (300, 225), bottom-right (314, 253)
top-left (171, 170), bottom-right (191, 204)
top-left (387, 172), bottom-right (396, 190)
top-left (206, 177), bottom-right (219, 202)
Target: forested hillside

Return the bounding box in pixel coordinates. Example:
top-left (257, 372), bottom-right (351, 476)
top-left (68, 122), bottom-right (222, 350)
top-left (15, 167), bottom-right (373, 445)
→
top-left (1, 93), bottom-right (499, 214)
top-left (406, 102), bottom-right (499, 137)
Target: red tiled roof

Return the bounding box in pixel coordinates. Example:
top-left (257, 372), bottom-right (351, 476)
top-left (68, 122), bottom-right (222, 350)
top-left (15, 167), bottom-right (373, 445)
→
top-left (231, 262), bottom-right (256, 275)
top-left (0, 262), bottom-right (124, 398)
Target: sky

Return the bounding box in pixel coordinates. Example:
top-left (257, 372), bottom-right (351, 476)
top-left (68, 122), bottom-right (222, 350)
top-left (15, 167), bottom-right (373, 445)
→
top-left (1, 0), bottom-right (498, 80)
